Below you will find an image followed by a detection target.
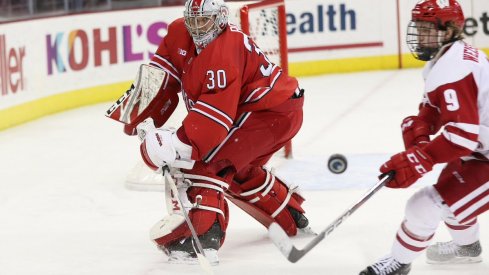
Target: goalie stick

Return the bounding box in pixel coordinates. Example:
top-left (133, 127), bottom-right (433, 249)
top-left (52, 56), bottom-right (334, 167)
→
top-left (163, 167), bottom-right (215, 275)
top-left (268, 171), bottom-right (395, 263)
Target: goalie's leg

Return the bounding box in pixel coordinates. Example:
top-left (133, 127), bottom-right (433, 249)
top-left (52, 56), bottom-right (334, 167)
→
top-left (200, 95), bottom-right (307, 236)
top-left (149, 167), bottom-right (230, 265)
top-left (227, 166), bottom-right (309, 236)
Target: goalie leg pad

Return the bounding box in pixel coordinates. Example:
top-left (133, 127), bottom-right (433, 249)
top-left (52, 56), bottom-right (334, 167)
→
top-left (151, 169), bottom-right (230, 254)
top-left (228, 166), bottom-right (307, 236)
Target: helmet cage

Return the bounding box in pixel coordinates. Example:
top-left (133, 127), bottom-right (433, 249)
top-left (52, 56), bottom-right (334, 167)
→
top-left (406, 20), bottom-right (447, 61)
top-left (406, 0), bottom-right (465, 61)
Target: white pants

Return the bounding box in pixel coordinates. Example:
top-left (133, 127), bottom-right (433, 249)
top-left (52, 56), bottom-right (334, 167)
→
top-left (391, 186), bottom-right (480, 264)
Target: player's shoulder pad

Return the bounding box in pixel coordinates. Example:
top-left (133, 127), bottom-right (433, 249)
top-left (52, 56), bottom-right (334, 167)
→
top-left (167, 18), bottom-right (187, 36)
top-left (205, 25), bottom-right (243, 68)
top-left (222, 24), bottom-right (250, 46)
top-left (425, 41), bottom-right (479, 93)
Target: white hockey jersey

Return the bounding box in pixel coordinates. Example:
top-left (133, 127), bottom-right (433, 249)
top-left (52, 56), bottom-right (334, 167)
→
top-left (421, 40), bottom-right (489, 161)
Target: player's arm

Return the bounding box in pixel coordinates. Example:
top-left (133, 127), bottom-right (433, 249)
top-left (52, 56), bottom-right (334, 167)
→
top-left (149, 31), bottom-right (182, 95)
top-left (143, 21), bottom-right (185, 126)
top-left (382, 74), bottom-right (480, 189)
top-left (181, 67), bottom-right (240, 160)
top-left (150, 19), bottom-right (183, 83)
top-left (107, 20), bottom-right (186, 136)
top-left (423, 74), bottom-right (480, 163)
top-left (125, 21), bottom-right (184, 133)
top-left (401, 96), bottom-right (441, 149)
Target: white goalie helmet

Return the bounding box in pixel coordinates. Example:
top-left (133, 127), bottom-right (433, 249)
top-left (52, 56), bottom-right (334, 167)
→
top-left (184, 0), bottom-right (229, 51)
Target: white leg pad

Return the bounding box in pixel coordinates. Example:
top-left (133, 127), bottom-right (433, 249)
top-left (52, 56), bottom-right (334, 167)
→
top-left (150, 214), bottom-right (186, 242)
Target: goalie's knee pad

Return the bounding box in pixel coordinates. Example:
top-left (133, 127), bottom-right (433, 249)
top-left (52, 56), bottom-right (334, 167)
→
top-left (150, 168), bottom-right (230, 253)
top-left (228, 167), bottom-right (307, 236)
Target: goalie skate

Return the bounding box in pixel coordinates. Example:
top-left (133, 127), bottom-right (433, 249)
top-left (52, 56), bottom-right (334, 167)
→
top-left (287, 206), bottom-right (316, 237)
top-left (166, 249), bottom-right (219, 266)
top-left (359, 255), bottom-right (411, 275)
top-left (160, 222), bottom-right (224, 266)
top-left (426, 241), bottom-right (482, 264)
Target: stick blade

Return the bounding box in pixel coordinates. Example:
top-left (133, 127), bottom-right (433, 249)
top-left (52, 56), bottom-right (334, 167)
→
top-left (196, 253), bottom-right (215, 275)
top-left (287, 247), bottom-right (305, 263)
top-left (268, 223), bottom-right (307, 263)
top-left (268, 223), bottom-right (294, 259)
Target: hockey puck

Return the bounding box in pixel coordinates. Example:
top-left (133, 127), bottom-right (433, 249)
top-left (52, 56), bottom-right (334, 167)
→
top-left (328, 154), bottom-right (348, 174)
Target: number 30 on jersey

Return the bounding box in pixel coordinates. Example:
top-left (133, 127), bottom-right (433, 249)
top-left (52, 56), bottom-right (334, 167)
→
top-left (206, 70), bottom-right (227, 89)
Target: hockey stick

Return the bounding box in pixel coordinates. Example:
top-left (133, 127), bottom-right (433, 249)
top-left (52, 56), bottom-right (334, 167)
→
top-left (268, 171), bottom-right (395, 263)
top-left (163, 167), bottom-right (215, 275)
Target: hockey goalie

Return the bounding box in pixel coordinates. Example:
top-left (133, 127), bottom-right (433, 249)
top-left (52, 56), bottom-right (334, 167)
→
top-left (106, 0), bottom-right (309, 265)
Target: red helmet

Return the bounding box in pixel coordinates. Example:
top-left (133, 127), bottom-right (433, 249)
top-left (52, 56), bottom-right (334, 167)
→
top-left (411, 0), bottom-right (465, 30)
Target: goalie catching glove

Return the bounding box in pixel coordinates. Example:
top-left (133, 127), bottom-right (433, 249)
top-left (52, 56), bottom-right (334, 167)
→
top-left (137, 118), bottom-right (195, 170)
top-left (380, 146), bottom-right (434, 188)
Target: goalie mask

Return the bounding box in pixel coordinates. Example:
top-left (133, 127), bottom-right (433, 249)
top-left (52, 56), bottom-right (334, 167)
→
top-left (407, 0), bottom-right (465, 61)
top-left (184, 0), bottom-right (229, 52)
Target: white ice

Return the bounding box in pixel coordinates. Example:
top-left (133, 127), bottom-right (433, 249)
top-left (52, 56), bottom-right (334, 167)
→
top-left (1, 68), bottom-right (487, 275)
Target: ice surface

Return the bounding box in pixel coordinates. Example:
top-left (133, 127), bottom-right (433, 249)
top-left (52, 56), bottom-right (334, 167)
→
top-left (0, 68), bottom-right (487, 275)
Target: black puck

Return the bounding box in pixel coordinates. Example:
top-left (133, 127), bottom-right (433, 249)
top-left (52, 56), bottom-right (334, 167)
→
top-left (328, 154), bottom-right (348, 174)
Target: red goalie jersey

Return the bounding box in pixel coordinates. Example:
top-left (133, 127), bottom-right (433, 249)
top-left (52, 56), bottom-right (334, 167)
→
top-left (149, 18), bottom-right (299, 160)
top-left (415, 41), bottom-right (489, 163)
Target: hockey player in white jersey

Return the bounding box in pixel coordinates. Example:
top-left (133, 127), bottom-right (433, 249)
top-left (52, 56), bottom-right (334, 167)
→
top-left (359, 0), bottom-right (489, 274)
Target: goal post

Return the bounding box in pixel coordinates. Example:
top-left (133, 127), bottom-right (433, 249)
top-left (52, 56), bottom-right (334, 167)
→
top-left (238, 0), bottom-right (293, 158)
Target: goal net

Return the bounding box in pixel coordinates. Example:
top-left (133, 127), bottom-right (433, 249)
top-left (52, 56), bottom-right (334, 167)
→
top-left (237, 0), bottom-right (289, 77)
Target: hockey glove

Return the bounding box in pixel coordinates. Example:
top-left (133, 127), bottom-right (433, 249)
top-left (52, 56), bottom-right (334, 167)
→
top-left (380, 146), bottom-right (434, 188)
top-left (137, 119), bottom-right (194, 171)
top-left (401, 116), bottom-right (431, 149)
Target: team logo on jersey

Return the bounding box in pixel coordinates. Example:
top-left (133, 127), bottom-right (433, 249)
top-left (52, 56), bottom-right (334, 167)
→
top-left (178, 48), bottom-right (187, 56)
top-left (155, 133), bottom-right (163, 147)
